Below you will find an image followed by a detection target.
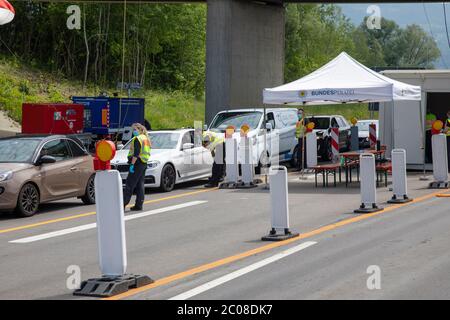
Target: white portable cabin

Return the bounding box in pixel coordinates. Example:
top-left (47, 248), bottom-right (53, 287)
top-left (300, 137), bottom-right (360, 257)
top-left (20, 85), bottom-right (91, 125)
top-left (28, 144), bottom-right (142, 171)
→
top-left (379, 70), bottom-right (450, 170)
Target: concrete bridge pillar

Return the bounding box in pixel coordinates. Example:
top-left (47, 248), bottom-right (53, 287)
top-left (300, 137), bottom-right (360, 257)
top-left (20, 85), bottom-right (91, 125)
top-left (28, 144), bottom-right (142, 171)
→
top-left (205, 0), bottom-right (285, 124)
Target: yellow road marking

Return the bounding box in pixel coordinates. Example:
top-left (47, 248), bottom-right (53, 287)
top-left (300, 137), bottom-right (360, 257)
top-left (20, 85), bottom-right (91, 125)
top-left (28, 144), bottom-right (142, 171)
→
top-left (0, 188), bottom-right (219, 235)
top-left (105, 189), bottom-right (449, 300)
top-left (436, 194), bottom-right (450, 197)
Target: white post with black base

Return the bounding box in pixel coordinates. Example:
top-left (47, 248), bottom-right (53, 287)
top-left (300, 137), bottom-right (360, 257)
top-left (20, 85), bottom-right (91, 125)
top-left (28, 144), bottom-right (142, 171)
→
top-left (388, 149), bottom-right (412, 203)
top-left (262, 166), bottom-right (299, 241)
top-left (306, 132), bottom-right (317, 168)
top-left (354, 153), bottom-right (383, 213)
top-left (221, 137), bottom-right (239, 188)
top-left (237, 134), bottom-right (257, 188)
top-left (74, 141), bottom-right (152, 298)
top-left (429, 134), bottom-right (449, 189)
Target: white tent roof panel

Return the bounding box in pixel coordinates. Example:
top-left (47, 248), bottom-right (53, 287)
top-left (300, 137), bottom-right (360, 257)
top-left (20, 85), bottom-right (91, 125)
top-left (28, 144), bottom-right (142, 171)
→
top-left (263, 52), bottom-right (421, 105)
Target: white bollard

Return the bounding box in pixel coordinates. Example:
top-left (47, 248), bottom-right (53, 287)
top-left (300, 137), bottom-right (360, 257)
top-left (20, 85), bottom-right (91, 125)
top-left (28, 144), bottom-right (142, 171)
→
top-left (95, 170), bottom-right (127, 276)
top-left (306, 132), bottom-right (317, 168)
top-left (74, 169), bottom-right (152, 297)
top-left (429, 134), bottom-right (449, 189)
top-left (237, 135), bottom-right (257, 188)
top-left (262, 166), bottom-right (299, 241)
top-left (388, 149), bottom-right (412, 203)
top-left (222, 136), bottom-right (239, 188)
top-left (354, 154), bottom-right (382, 213)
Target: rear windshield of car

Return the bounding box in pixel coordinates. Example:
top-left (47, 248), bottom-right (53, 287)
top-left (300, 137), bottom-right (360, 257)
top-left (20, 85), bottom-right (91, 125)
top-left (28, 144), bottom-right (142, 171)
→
top-left (209, 112), bottom-right (262, 132)
top-left (357, 121), bottom-right (377, 131)
top-left (122, 133), bottom-right (180, 150)
top-left (306, 117), bottom-right (330, 130)
top-left (0, 139), bottom-right (40, 163)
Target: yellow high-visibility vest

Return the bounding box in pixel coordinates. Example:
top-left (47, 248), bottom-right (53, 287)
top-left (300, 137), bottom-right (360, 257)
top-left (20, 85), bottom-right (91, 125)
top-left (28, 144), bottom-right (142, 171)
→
top-left (128, 134), bottom-right (151, 163)
top-left (203, 132), bottom-right (224, 152)
top-left (296, 120), bottom-right (306, 139)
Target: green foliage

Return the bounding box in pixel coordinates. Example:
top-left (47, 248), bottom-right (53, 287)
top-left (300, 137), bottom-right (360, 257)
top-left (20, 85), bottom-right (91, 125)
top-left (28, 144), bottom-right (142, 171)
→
top-left (285, 4), bottom-right (441, 79)
top-left (0, 3), bottom-right (206, 96)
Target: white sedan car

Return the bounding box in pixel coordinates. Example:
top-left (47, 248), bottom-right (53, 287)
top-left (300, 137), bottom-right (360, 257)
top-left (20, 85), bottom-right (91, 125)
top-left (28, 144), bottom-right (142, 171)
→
top-left (111, 129), bottom-right (213, 192)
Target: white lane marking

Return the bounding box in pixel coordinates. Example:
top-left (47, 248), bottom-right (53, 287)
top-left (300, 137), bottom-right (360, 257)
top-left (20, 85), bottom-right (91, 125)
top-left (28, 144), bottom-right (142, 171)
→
top-left (169, 241), bottom-right (317, 300)
top-left (9, 201), bottom-right (207, 244)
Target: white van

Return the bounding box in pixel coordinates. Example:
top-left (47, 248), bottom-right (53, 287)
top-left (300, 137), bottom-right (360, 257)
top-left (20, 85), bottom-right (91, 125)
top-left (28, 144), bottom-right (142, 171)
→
top-left (205, 108), bottom-right (299, 171)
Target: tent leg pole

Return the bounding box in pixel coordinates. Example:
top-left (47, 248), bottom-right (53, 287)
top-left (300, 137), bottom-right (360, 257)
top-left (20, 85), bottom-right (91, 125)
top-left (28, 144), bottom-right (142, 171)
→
top-left (418, 99), bottom-right (429, 181)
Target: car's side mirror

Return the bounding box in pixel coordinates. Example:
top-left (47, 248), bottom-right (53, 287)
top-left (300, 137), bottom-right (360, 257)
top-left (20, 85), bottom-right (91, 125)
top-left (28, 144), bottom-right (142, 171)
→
top-left (117, 143), bottom-right (124, 150)
top-left (182, 143), bottom-right (194, 150)
top-left (203, 124), bottom-right (208, 131)
top-left (36, 155), bottom-right (56, 165)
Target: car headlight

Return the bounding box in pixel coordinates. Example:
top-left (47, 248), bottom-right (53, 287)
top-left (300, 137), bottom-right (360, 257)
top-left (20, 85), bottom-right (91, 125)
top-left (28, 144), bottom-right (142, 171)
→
top-left (147, 160), bottom-right (160, 169)
top-left (0, 171), bottom-right (13, 182)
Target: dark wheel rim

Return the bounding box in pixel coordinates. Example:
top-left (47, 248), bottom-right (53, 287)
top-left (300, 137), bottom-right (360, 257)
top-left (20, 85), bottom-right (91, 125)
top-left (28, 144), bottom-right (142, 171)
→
top-left (87, 177), bottom-right (95, 201)
top-left (20, 185), bottom-right (39, 215)
top-left (163, 166), bottom-right (175, 190)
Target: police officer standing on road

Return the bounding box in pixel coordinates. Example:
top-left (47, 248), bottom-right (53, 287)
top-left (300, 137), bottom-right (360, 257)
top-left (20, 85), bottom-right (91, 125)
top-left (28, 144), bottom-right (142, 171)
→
top-left (295, 109), bottom-right (307, 171)
top-left (123, 123), bottom-right (151, 211)
top-left (203, 131), bottom-right (225, 188)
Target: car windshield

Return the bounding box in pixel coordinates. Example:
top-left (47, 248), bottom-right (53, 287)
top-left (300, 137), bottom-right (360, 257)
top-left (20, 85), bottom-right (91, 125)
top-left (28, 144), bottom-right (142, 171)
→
top-left (209, 112), bottom-right (262, 132)
top-left (306, 117), bottom-right (330, 130)
top-left (0, 139), bottom-right (40, 163)
top-left (357, 121), bottom-right (377, 131)
top-left (122, 133), bottom-right (180, 150)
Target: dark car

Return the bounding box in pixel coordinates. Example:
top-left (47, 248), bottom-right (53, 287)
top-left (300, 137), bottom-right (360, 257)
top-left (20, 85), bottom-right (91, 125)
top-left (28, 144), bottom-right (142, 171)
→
top-left (305, 115), bottom-right (351, 161)
top-left (0, 135), bottom-right (95, 217)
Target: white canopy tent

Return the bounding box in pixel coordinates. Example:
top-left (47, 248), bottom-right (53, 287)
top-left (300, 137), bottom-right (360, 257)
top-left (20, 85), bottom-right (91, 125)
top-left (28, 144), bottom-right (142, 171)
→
top-left (263, 52), bottom-right (421, 105)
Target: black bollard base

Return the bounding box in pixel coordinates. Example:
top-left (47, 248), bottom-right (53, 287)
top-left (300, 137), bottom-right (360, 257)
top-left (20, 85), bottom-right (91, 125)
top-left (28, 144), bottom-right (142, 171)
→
top-left (73, 274), bottom-right (153, 298)
top-left (429, 181), bottom-right (449, 189)
top-left (261, 228), bottom-right (299, 242)
top-left (354, 203), bottom-right (383, 214)
top-left (388, 195), bottom-right (413, 204)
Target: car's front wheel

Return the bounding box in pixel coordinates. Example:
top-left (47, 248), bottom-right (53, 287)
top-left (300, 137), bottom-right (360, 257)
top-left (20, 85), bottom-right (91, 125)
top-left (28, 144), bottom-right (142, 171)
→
top-left (81, 174), bottom-right (96, 205)
top-left (160, 164), bottom-right (176, 192)
top-left (16, 183), bottom-right (40, 217)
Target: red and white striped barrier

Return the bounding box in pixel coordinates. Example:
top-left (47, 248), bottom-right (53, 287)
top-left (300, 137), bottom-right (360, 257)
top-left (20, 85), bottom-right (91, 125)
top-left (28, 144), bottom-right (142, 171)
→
top-left (331, 127), bottom-right (339, 161)
top-left (0, 0), bottom-right (14, 25)
top-left (369, 123), bottom-right (377, 149)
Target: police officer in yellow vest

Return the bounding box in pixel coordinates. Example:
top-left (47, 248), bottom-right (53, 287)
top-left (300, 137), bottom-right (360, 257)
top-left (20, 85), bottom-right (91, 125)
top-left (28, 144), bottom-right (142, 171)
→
top-left (202, 131), bottom-right (225, 188)
top-left (295, 109), bottom-right (307, 170)
top-left (123, 123), bottom-right (151, 211)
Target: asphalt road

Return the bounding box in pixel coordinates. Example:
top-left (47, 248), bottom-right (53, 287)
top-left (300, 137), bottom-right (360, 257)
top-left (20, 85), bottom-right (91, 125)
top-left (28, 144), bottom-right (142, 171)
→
top-left (0, 172), bottom-right (449, 300)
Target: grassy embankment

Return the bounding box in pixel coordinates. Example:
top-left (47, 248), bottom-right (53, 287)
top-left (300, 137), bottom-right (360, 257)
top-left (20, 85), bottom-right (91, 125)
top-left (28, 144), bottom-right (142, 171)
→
top-left (0, 58), bottom-right (375, 130)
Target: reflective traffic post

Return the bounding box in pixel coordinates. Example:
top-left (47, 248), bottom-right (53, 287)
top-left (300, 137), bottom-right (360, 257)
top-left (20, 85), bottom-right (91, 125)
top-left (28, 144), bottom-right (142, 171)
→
top-left (74, 140), bottom-right (152, 297)
top-left (237, 124), bottom-right (257, 188)
top-left (354, 153), bottom-right (383, 213)
top-left (429, 133), bottom-right (449, 189)
top-left (221, 125), bottom-right (239, 188)
top-left (388, 149), bottom-right (412, 203)
top-left (306, 131), bottom-right (317, 168)
top-left (262, 166), bottom-right (299, 241)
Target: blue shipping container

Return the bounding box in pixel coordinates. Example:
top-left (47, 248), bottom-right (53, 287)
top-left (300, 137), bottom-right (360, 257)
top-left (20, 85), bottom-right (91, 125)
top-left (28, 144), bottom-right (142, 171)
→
top-left (71, 96), bottom-right (145, 135)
